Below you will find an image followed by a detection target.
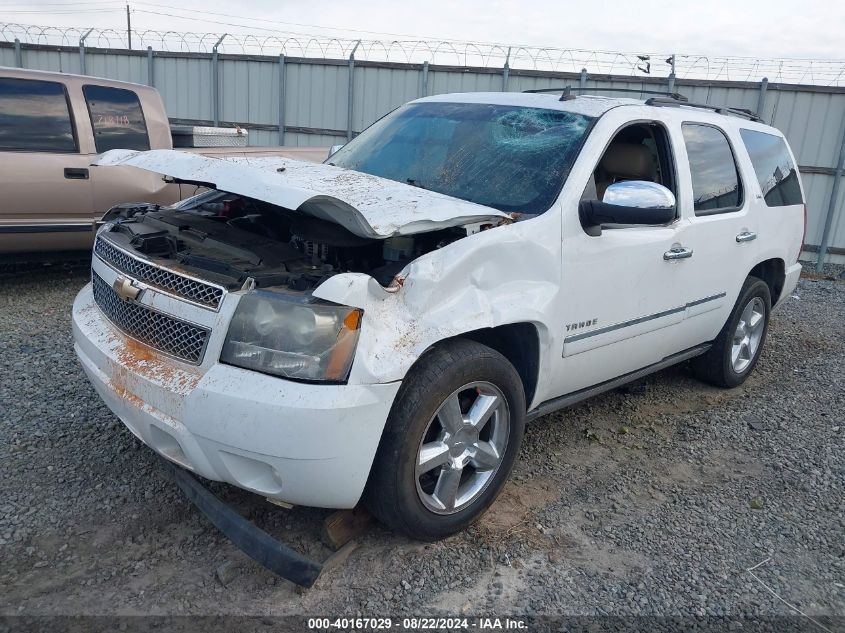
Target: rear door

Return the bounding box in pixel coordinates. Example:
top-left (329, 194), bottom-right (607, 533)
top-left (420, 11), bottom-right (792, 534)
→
top-left (672, 120), bottom-right (759, 347)
top-left (82, 84), bottom-right (182, 215)
top-left (0, 76), bottom-right (95, 252)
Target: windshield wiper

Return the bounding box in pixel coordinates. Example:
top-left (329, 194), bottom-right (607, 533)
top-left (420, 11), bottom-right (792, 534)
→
top-left (406, 178), bottom-right (427, 190)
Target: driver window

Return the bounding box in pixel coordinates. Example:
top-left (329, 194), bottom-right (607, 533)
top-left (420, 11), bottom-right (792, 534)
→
top-left (582, 122), bottom-right (676, 202)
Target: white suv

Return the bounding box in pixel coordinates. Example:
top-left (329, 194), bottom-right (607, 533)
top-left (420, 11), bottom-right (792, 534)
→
top-left (73, 91), bottom-right (805, 541)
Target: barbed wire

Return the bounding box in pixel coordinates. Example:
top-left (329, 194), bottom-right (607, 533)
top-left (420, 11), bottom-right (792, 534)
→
top-left (3, 22), bottom-right (845, 86)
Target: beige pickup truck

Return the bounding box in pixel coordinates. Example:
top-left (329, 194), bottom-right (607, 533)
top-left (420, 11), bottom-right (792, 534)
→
top-left (0, 67), bottom-right (326, 254)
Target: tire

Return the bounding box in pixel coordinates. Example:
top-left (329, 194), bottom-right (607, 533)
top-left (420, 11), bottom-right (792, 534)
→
top-left (691, 276), bottom-right (771, 388)
top-left (364, 339), bottom-right (526, 541)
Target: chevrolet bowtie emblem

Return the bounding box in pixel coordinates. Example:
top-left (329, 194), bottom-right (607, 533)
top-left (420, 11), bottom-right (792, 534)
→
top-left (113, 276), bottom-right (141, 301)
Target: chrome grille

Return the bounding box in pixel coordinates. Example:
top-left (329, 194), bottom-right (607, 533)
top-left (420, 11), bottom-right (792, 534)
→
top-left (95, 237), bottom-right (224, 310)
top-left (92, 272), bottom-right (210, 365)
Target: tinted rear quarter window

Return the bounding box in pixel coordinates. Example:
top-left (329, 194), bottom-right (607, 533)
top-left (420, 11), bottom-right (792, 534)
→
top-left (0, 77), bottom-right (77, 152)
top-left (83, 85), bottom-right (150, 153)
top-left (739, 129), bottom-right (803, 207)
top-left (682, 123), bottom-right (742, 214)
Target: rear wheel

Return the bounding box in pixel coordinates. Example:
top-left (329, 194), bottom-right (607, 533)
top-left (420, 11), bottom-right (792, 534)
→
top-left (365, 339), bottom-right (525, 540)
top-left (691, 276), bottom-right (771, 388)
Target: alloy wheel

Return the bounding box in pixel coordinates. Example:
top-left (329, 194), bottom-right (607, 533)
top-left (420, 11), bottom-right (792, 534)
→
top-left (415, 381), bottom-right (510, 515)
top-left (731, 296), bottom-right (766, 373)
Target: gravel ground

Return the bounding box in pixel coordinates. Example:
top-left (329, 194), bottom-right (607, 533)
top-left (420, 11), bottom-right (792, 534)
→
top-left (0, 260), bottom-right (843, 622)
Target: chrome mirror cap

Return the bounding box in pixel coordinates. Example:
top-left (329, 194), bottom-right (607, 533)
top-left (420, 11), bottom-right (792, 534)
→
top-left (328, 144), bottom-right (345, 158)
top-left (603, 181), bottom-right (676, 210)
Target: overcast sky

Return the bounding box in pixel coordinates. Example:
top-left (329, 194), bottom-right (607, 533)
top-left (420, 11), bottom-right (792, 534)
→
top-left (2, 0), bottom-right (842, 60)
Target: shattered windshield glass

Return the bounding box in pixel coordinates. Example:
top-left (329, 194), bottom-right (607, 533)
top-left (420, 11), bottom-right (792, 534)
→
top-left (329, 102), bottom-right (594, 214)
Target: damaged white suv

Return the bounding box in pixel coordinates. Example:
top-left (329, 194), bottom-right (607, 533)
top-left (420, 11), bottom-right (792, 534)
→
top-left (73, 91), bottom-right (805, 540)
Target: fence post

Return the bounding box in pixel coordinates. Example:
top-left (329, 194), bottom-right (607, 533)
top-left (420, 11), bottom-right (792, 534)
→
top-left (421, 61), bottom-right (429, 97)
top-left (347, 40), bottom-right (361, 142)
top-left (666, 54), bottom-right (676, 94)
top-left (146, 46), bottom-right (154, 86)
top-left (278, 54), bottom-right (286, 145)
top-left (211, 33), bottom-right (227, 127)
top-left (579, 68), bottom-right (587, 91)
top-left (502, 47), bottom-right (511, 91)
top-left (14, 38), bottom-right (22, 67)
top-left (816, 115), bottom-right (845, 271)
top-left (78, 28), bottom-right (93, 75)
top-left (756, 77), bottom-right (768, 118)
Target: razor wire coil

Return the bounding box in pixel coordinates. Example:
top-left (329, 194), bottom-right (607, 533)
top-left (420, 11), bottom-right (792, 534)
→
top-left (2, 22), bottom-right (844, 86)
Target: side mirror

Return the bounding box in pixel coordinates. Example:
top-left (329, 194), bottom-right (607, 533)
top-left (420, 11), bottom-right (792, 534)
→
top-left (580, 181), bottom-right (676, 234)
top-left (328, 144), bottom-right (345, 158)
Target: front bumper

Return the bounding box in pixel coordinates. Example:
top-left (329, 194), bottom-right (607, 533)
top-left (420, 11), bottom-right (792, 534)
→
top-left (163, 457), bottom-right (322, 587)
top-left (73, 283), bottom-right (401, 509)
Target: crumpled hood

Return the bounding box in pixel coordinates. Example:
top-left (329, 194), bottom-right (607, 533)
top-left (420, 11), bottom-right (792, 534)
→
top-left (94, 149), bottom-right (510, 239)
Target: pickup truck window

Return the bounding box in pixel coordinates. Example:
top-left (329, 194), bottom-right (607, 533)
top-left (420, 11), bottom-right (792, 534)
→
top-left (739, 129), bottom-right (803, 207)
top-left (329, 102), bottom-right (594, 215)
top-left (0, 78), bottom-right (77, 152)
top-left (682, 123), bottom-right (743, 215)
top-left (82, 85), bottom-right (150, 153)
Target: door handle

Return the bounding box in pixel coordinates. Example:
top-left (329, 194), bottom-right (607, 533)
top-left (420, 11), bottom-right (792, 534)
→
top-left (64, 167), bottom-right (89, 180)
top-left (663, 246), bottom-right (693, 261)
top-left (736, 231), bottom-right (757, 243)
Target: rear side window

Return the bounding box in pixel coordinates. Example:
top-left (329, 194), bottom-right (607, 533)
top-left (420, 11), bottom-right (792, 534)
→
top-left (739, 129), bottom-right (803, 207)
top-left (682, 123), bottom-right (742, 215)
top-left (83, 85), bottom-right (150, 153)
top-left (0, 77), bottom-right (77, 152)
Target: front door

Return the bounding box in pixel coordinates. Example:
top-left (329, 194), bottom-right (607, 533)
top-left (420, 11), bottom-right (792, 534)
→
top-left (0, 76), bottom-right (94, 252)
top-left (554, 113), bottom-right (697, 396)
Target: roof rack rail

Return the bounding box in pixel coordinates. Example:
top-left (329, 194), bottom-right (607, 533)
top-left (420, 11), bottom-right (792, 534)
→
top-left (523, 86), bottom-right (688, 102)
top-left (644, 97), bottom-right (763, 122)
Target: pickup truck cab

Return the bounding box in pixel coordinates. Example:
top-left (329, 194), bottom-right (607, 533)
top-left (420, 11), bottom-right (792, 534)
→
top-left (0, 67), bottom-right (326, 254)
top-left (0, 68), bottom-right (178, 253)
top-left (72, 91), bottom-right (805, 540)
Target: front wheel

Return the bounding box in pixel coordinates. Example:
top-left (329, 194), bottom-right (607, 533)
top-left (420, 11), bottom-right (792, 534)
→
top-left (364, 339), bottom-right (526, 540)
top-left (691, 276), bottom-right (771, 388)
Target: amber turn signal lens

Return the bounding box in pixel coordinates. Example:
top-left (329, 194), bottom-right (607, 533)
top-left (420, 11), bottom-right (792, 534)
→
top-left (325, 309), bottom-right (364, 381)
top-left (343, 309), bottom-right (362, 331)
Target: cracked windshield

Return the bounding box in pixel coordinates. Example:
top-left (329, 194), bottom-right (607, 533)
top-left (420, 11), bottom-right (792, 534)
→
top-left (330, 102), bottom-right (593, 214)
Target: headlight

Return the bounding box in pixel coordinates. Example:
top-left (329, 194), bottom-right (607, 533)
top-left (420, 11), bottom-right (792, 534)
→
top-left (220, 291), bottom-right (362, 382)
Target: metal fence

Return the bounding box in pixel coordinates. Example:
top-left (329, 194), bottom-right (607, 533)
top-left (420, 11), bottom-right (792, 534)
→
top-left (4, 22), bottom-right (845, 85)
top-left (1, 38), bottom-right (843, 267)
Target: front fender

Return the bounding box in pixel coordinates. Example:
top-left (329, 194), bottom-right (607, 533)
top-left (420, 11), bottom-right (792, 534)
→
top-left (313, 212), bottom-right (561, 385)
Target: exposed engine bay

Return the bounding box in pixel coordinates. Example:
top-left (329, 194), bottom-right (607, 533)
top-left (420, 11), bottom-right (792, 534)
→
top-left (101, 190), bottom-right (493, 291)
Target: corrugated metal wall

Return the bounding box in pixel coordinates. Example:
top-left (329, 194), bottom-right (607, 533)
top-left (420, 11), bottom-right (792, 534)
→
top-left (2, 42), bottom-right (843, 263)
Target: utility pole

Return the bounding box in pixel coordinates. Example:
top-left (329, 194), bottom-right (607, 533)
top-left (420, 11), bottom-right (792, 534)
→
top-left (126, 4), bottom-right (132, 50)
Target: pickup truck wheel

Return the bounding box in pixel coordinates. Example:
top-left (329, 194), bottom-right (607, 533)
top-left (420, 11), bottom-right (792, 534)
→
top-left (691, 276), bottom-right (771, 388)
top-left (365, 339), bottom-right (525, 541)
